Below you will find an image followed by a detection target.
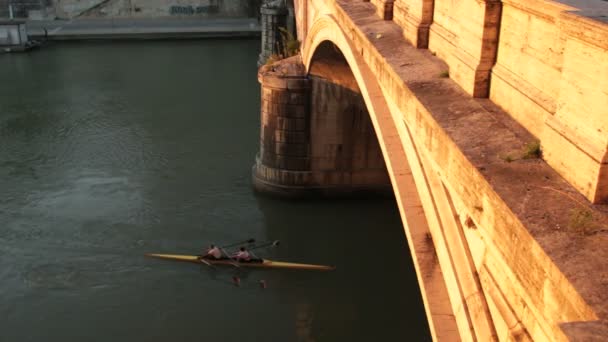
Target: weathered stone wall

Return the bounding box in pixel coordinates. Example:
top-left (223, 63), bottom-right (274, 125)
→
top-left (258, 4), bottom-right (288, 66)
top-left (82, 0), bottom-right (259, 19)
top-left (490, 0), bottom-right (566, 138)
top-left (388, 0), bottom-right (608, 203)
top-left (0, 0), bottom-right (52, 18)
top-left (490, 0), bottom-right (608, 204)
top-left (253, 55), bottom-right (390, 197)
top-left (254, 57), bottom-right (311, 195)
top-left (550, 14), bottom-right (608, 203)
top-left (297, 0), bottom-right (608, 340)
top-left (393, 0), bottom-right (433, 48)
top-left (427, 0), bottom-right (501, 98)
top-left (309, 76), bottom-right (388, 187)
top-left (370, 0), bottom-right (394, 20)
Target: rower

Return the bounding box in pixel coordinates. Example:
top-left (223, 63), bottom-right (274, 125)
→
top-left (232, 246), bottom-right (251, 262)
top-left (203, 244), bottom-right (223, 260)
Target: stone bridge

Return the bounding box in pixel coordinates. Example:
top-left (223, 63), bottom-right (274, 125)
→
top-left (254, 0), bottom-right (608, 340)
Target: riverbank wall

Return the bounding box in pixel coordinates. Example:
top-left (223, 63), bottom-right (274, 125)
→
top-left (0, 0), bottom-right (262, 20)
top-left (26, 18), bottom-right (260, 40)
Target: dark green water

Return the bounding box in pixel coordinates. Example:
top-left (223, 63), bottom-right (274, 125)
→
top-left (0, 40), bottom-right (430, 341)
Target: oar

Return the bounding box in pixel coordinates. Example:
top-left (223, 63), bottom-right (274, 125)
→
top-left (199, 258), bottom-right (213, 267)
top-left (218, 239), bottom-right (255, 265)
top-left (220, 238), bottom-right (255, 249)
top-left (215, 247), bottom-right (240, 268)
top-left (199, 239), bottom-right (253, 268)
top-left (246, 240), bottom-right (280, 260)
top-left (249, 240), bottom-right (280, 251)
top-left (196, 253), bottom-right (215, 268)
top-left (220, 239), bottom-right (273, 266)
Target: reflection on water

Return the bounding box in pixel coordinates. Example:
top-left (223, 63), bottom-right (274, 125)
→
top-left (0, 41), bottom-right (430, 341)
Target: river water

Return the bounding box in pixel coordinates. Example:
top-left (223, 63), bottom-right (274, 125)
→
top-left (0, 40), bottom-right (430, 341)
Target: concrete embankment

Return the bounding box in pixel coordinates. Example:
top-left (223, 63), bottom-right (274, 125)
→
top-left (1, 0), bottom-right (262, 20)
top-left (26, 18), bottom-right (260, 40)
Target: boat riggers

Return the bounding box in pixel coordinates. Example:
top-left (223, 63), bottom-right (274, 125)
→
top-left (200, 238), bottom-right (257, 262)
top-left (219, 238), bottom-right (256, 249)
top-left (248, 240), bottom-right (280, 251)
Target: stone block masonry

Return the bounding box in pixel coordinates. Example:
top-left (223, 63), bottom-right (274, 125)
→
top-left (370, 0), bottom-right (395, 20)
top-left (369, 0), bottom-right (608, 203)
top-left (258, 3), bottom-right (288, 66)
top-left (0, 0), bottom-right (51, 18)
top-left (253, 55), bottom-right (391, 197)
top-left (294, 0), bottom-right (608, 340)
top-left (392, 0), bottom-right (433, 48)
top-left (489, 0), bottom-right (608, 204)
top-left (254, 56), bottom-right (313, 194)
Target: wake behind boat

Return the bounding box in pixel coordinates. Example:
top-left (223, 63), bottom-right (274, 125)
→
top-left (145, 253), bottom-right (335, 271)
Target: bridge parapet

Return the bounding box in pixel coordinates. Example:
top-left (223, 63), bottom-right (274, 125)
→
top-left (291, 0), bottom-right (608, 340)
top-left (364, 0), bottom-right (608, 204)
top-left (491, 0), bottom-right (608, 204)
top-left (393, 0), bottom-right (434, 48)
top-left (427, 0), bottom-right (502, 98)
top-left (370, 0), bottom-right (395, 20)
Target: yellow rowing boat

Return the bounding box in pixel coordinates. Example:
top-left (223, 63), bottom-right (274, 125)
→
top-left (145, 253), bottom-right (335, 271)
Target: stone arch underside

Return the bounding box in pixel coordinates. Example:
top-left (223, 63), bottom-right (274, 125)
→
top-left (306, 41), bottom-right (391, 195)
top-left (301, 14), bottom-right (499, 342)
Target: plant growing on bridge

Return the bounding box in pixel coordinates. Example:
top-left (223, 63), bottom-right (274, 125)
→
top-left (499, 141), bottom-right (542, 163)
top-left (278, 27), bottom-right (301, 57)
top-left (568, 207), bottom-right (597, 235)
top-left (522, 141), bottom-right (541, 159)
top-left (500, 153), bottom-right (515, 163)
top-left (265, 54), bottom-right (282, 66)
top-left (266, 27), bottom-right (301, 65)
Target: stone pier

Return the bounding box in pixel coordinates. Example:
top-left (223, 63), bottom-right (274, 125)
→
top-left (252, 55), bottom-right (391, 198)
top-left (278, 0), bottom-right (608, 339)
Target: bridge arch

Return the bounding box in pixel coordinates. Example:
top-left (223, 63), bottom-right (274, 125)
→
top-left (284, 1), bottom-right (608, 340)
top-left (301, 14), bottom-right (463, 341)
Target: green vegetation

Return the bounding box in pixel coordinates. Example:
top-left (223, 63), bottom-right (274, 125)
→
top-left (500, 141), bottom-right (542, 163)
top-left (500, 154), bottom-right (514, 163)
top-left (265, 27), bottom-right (301, 66)
top-left (265, 54), bottom-right (282, 66)
top-left (278, 27), bottom-right (301, 58)
top-left (522, 141), bottom-right (542, 159)
top-left (439, 71), bottom-right (449, 78)
top-left (568, 207), bottom-right (596, 235)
